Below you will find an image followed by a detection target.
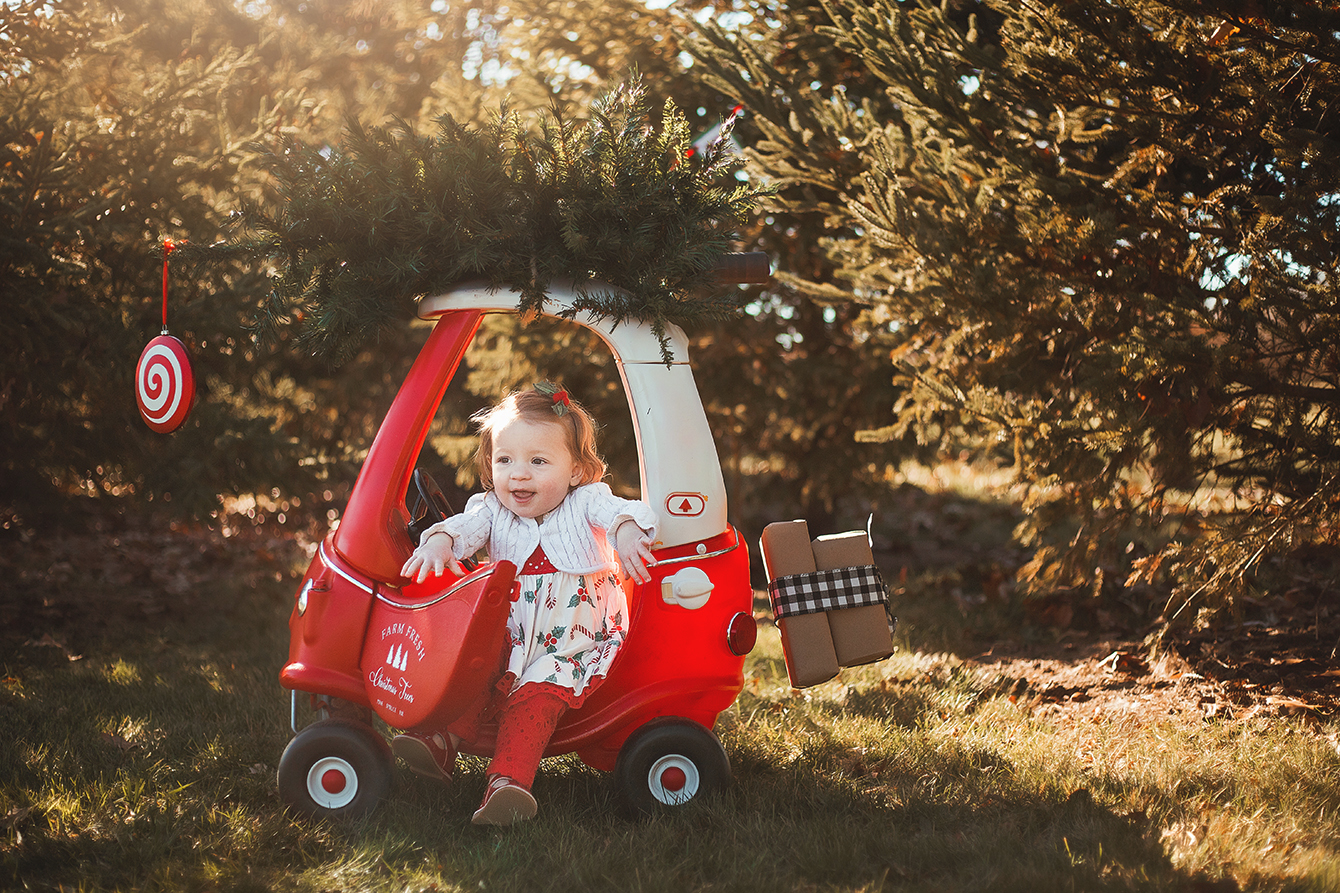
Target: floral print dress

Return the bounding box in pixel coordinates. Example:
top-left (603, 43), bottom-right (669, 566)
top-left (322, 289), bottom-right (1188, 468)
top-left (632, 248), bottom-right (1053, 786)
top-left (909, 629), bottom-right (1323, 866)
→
top-left (502, 548), bottom-right (628, 707)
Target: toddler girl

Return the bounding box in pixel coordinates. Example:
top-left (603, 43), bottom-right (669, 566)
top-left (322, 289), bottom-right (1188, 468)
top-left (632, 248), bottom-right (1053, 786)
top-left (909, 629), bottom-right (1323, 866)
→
top-left (397, 383), bottom-right (657, 825)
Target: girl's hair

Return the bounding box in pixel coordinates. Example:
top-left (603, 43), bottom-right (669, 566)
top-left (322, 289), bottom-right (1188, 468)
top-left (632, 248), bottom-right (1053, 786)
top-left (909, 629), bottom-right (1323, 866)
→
top-left (473, 386), bottom-right (606, 490)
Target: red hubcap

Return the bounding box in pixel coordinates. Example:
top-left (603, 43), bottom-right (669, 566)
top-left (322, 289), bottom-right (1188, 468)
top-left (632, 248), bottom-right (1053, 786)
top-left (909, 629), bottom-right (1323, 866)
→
top-left (321, 768), bottom-right (347, 794)
top-left (660, 766), bottom-right (687, 792)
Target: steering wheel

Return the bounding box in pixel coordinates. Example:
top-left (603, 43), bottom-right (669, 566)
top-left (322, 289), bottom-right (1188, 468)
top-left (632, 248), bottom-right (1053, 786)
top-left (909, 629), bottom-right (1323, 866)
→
top-left (407, 468), bottom-right (455, 544)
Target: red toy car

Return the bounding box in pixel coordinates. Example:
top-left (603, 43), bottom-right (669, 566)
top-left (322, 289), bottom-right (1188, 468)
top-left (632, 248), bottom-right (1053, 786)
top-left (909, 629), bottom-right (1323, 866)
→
top-left (276, 255), bottom-right (769, 819)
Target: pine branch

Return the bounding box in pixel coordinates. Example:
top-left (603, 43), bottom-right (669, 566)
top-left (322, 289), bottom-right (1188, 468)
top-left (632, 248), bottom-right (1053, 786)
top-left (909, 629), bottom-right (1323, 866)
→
top-left (198, 74), bottom-right (768, 363)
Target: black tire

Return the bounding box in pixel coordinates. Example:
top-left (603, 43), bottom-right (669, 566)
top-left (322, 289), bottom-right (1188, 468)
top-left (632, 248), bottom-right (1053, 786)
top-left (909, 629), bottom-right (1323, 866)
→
top-left (277, 719), bottom-right (393, 820)
top-left (614, 718), bottom-right (731, 817)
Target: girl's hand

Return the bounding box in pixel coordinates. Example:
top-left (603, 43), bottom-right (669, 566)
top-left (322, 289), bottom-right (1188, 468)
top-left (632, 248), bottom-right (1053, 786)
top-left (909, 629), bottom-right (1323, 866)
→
top-left (401, 530), bottom-right (463, 582)
top-left (614, 519), bottom-right (655, 584)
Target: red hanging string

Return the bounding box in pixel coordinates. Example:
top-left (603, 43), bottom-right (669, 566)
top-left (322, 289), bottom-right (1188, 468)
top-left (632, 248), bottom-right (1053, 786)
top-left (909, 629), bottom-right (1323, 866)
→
top-left (161, 239), bottom-right (175, 334)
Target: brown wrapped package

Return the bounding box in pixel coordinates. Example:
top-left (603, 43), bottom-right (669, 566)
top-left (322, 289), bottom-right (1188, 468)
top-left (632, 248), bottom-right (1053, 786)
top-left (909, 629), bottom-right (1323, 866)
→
top-left (760, 520), bottom-right (840, 688)
top-left (811, 532), bottom-right (895, 667)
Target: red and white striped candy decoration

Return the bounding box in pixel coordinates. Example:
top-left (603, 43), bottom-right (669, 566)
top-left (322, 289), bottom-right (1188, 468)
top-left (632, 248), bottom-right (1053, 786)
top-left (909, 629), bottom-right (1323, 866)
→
top-left (136, 239), bottom-right (196, 433)
top-left (136, 334), bottom-right (195, 433)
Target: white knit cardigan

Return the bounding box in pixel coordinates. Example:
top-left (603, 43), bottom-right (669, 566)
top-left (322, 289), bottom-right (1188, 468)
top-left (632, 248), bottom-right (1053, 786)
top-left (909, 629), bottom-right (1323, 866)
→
top-left (420, 482), bottom-right (658, 576)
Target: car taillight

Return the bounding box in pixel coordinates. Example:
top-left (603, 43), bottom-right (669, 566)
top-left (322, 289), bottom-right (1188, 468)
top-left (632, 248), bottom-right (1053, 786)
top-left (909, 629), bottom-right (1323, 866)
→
top-left (725, 611), bottom-right (757, 656)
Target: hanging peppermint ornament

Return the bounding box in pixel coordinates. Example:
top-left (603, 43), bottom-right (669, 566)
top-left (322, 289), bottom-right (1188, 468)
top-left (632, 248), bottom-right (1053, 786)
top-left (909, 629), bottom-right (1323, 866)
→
top-left (136, 240), bottom-right (195, 433)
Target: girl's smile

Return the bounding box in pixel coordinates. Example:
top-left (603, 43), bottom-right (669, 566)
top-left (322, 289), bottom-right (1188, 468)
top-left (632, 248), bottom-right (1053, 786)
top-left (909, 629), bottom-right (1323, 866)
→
top-left (490, 416), bottom-right (582, 519)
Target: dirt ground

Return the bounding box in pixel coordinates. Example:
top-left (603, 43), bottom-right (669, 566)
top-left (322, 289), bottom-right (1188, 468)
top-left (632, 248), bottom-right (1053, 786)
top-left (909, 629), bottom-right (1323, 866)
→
top-left (3, 504), bottom-right (1338, 732)
top-left (969, 625), bottom-right (1339, 729)
top-left (856, 478), bottom-right (1340, 728)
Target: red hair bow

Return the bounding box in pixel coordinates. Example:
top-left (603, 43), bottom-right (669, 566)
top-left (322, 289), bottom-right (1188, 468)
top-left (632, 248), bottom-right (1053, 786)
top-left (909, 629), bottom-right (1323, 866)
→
top-left (535, 381), bottom-right (571, 416)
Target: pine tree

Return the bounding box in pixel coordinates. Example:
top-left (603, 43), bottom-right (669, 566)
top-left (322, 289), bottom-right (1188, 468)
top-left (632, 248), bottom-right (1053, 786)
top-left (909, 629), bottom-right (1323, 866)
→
top-left (2, 0), bottom-right (309, 521)
top-left (0, 0), bottom-right (503, 525)
top-left (209, 74), bottom-right (765, 364)
top-left (690, 0), bottom-right (912, 541)
top-left (691, 0), bottom-right (1340, 618)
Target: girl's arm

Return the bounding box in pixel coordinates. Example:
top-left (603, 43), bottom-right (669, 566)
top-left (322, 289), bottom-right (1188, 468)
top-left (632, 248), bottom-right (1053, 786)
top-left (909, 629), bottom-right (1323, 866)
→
top-left (401, 529), bottom-right (463, 582)
top-left (612, 518), bottom-right (656, 584)
top-left (579, 483), bottom-right (659, 582)
top-left (400, 492), bottom-right (494, 582)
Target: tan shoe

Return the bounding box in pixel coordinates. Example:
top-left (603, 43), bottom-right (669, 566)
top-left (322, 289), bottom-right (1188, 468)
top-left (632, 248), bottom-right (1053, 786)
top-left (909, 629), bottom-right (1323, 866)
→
top-left (471, 775), bottom-right (538, 825)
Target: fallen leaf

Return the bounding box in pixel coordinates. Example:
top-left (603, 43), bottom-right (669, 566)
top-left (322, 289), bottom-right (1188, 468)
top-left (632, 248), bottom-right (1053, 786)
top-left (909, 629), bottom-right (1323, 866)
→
top-left (1098, 650), bottom-right (1150, 676)
top-left (23, 634), bottom-right (82, 661)
top-left (1, 807), bottom-right (32, 829)
top-left (100, 732), bottom-right (137, 752)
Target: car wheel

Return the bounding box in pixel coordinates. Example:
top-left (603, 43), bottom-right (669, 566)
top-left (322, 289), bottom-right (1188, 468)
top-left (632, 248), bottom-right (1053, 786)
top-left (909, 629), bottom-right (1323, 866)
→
top-left (614, 717), bottom-right (730, 816)
top-left (277, 719), bottom-right (392, 820)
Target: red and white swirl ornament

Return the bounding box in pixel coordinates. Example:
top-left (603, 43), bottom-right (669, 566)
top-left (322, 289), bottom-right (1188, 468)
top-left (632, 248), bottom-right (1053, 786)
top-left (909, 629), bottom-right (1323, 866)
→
top-left (136, 240), bottom-right (195, 433)
top-left (136, 334), bottom-right (195, 433)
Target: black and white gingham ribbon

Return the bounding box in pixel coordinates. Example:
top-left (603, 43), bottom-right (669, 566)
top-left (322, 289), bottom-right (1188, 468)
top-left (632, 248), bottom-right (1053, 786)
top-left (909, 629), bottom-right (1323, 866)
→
top-left (767, 564), bottom-right (890, 620)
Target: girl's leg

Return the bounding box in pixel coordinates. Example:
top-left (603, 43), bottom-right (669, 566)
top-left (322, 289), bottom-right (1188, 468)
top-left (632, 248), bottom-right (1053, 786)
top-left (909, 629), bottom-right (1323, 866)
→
top-left (391, 729), bottom-right (458, 782)
top-left (393, 654), bottom-right (504, 784)
top-left (471, 685), bottom-right (567, 825)
top-left (486, 684), bottom-right (567, 789)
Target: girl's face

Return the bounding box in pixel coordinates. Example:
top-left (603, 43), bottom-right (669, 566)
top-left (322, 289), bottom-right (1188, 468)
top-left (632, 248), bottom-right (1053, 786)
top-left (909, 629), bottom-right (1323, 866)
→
top-left (490, 415), bottom-right (582, 519)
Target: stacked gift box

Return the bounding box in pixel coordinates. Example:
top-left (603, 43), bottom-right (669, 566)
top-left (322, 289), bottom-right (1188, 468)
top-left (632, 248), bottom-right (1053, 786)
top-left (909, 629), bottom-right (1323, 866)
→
top-left (760, 520), bottom-right (896, 688)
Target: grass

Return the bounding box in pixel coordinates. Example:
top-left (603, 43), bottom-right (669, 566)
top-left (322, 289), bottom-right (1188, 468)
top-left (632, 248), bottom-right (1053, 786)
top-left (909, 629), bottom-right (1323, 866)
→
top-left (3, 520), bottom-right (1340, 892)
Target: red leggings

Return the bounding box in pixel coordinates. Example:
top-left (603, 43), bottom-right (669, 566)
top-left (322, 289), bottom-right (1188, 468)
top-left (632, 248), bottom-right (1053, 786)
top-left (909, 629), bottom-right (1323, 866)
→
top-left (449, 682), bottom-right (569, 790)
top-left (486, 685), bottom-right (568, 788)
